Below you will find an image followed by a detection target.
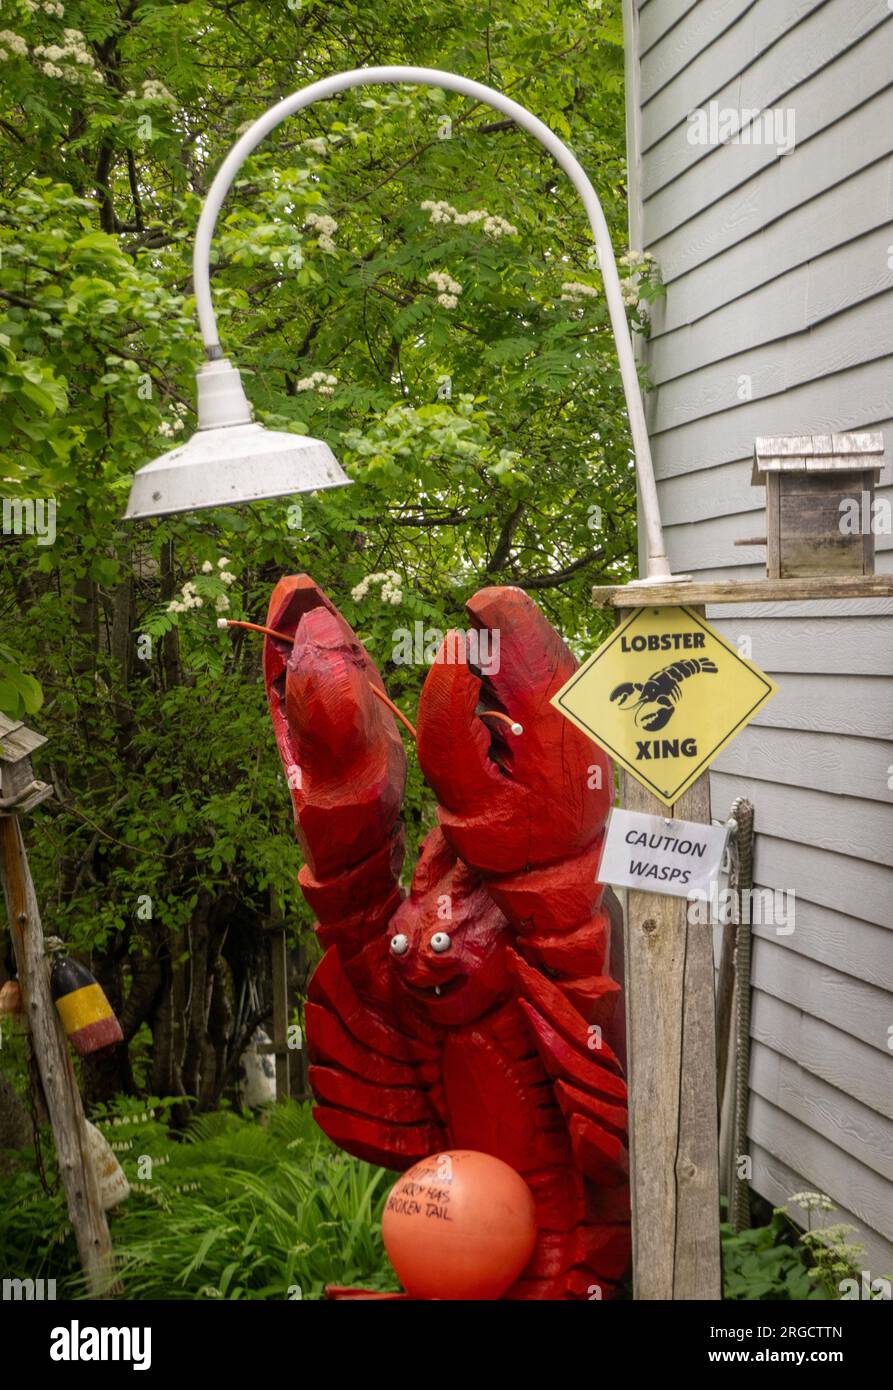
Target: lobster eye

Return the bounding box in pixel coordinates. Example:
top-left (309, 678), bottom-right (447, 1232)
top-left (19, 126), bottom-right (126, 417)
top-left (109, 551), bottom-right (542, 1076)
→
top-left (430, 932), bottom-right (451, 954)
top-left (390, 933), bottom-right (409, 956)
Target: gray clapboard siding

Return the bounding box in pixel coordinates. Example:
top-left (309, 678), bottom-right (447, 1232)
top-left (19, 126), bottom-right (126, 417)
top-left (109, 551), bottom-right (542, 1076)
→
top-left (713, 726), bottom-right (893, 803)
top-left (751, 908), bottom-right (893, 994)
top-left (751, 940), bottom-right (893, 1053)
top-left (667, 507), bottom-right (893, 571)
top-left (640, 0), bottom-right (824, 148)
top-left (649, 226), bottom-right (893, 384)
top-left (639, 0), bottom-right (701, 57)
top-left (645, 85), bottom-right (893, 270)
top-left (640, 0), bottom-right (755, 104)
top-left (751, 993), bottom-right (893, 1122)
top-left (653, 158), bottom-right (893, 332)
top-left (751, 1142), bottom-right (893, 1275)
top-left (660, 449), bottom-right (892, 527)
top-left (753, 838), bottom-right (890, 930)
top-left (748, 1097), bottom-right (893, 1244)
top-left (750, 1043), bottom-right (893, 1182)
top-left (642, 1), bottom-right (892, 198)
top-left (709, 772), bottom-right (893, 866)
top-left (651, 292), bottom-right (893, 433)
top-left (743, 673), bottom-right (893, 738)
top-left (652, 359), bottom-right (893, 477)
top-left (708, 615), bottom-right (893, 674)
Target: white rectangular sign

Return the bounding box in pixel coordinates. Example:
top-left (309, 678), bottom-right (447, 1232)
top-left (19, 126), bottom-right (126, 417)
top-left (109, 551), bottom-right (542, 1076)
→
top-left (597, 808), bottom-right (729, 900)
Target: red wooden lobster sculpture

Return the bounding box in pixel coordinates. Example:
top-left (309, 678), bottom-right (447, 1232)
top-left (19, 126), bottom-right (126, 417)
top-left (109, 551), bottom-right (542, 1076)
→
top-left (263, 575), bottom-right (630, 1300)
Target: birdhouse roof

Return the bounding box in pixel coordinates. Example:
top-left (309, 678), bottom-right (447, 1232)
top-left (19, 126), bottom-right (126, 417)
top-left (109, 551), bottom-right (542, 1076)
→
top-left (0, 714), bottom-right (47, 763)
top-left (752, 432), bottom-right (885, 485)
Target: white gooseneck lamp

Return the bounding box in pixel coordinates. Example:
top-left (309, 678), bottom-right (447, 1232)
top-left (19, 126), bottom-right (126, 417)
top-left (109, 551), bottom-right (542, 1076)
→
top-left (124, 66), bottom-right (673, 583)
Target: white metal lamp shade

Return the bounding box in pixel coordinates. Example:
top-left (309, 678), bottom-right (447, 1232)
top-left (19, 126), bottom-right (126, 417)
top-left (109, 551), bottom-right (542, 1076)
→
top-left (124, 358), bottom-right (350, 520)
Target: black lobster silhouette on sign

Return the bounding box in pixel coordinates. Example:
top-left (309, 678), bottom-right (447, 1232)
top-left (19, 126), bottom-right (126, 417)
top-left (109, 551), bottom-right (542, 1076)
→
top-left (610, 657), bottom-right (719, 733)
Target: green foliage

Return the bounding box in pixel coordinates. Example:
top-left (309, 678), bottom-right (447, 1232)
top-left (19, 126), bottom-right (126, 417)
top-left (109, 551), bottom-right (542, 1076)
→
top-left (0, 1099), bottom-right (397, 1299)
top-left (721, 1212), bottom-right (822, 1301)
top-left (0, 0), bottom-right (641, 1096)
top-left (721, 1192), bottom-right (869, 1301)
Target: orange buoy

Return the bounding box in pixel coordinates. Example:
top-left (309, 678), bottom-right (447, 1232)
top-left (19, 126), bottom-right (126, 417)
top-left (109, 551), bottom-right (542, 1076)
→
top-left (382, 1149), bottom-right (537, 1300)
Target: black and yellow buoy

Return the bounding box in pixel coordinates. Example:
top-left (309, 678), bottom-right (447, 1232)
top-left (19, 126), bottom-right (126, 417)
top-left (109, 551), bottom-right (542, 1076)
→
top-left (47, 938), bottom-right (123, 1059)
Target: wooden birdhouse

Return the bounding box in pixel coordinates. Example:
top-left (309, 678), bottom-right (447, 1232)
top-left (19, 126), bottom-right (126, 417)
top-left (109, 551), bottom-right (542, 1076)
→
top-left (0, 714), bottom-right (53, 815)
top-left (746, 432), bottom-right (885, 579)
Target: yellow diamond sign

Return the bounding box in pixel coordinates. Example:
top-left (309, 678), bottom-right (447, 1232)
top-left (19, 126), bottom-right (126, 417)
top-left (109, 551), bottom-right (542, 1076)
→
top-left (552, 605), bottom-right (778, 807)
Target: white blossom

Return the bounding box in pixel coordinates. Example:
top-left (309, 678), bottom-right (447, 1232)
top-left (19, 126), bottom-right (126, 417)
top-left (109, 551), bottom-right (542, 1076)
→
top-left (436, 294), bottom-right (458, 309)
top-left (201, 561), bottom-right (214, 574)
top-left (0, 31), bottom-right (29, 58)
top-left (420, 200), bottom-right (516, 237)
top-left (215, 593), bottom-right (230, 613)
top-left (217, 557), bottom-right (230, 569)
top-left (141, 79), bottom-right (175, 104)
top-left (302, 137), bottom-right (328, 156)
top-left (295, 370), bottom-right (338, 396)
top-left (560, 281), bottom-right (600, 302)
top-left (427, 270), bottom-right (462, 296)
top-left (351, 570), bottom-right (402, 606)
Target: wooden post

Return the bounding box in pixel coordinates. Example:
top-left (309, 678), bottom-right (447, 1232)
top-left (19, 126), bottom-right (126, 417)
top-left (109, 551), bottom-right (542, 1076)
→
top-left (620, 761), bottom-right (721, 1299)
top-left (616, 602), bottom-right (721, 1300)
top-left (0, 815), bottom-right (116, 1297)
top-left (270, 919), bottom-right (291, 1104)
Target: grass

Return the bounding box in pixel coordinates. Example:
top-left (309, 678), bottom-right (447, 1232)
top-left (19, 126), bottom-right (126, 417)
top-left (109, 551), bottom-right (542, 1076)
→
top-left (0, 1098), bottom-right (398, 1300)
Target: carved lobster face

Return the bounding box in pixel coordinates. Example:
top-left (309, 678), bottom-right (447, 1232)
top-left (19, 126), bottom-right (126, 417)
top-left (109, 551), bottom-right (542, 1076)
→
top-left (387, 852), bottom-right (512, 1027)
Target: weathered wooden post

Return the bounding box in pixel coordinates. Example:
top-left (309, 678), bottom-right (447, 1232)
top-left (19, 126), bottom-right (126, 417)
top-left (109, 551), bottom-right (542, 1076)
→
top-left (0, 715), bottom-right (116, 1297)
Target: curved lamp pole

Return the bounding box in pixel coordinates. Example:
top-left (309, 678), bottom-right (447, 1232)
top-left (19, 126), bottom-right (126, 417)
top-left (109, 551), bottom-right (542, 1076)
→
top-left (125, 65), bottom-right (673, 583)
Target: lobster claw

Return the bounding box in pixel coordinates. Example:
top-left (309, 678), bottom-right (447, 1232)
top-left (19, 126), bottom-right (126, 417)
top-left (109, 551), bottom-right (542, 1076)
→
top-left (609, 682), bottom-right (642, 708)
top-left (636, 698), bottom-right (674, 733)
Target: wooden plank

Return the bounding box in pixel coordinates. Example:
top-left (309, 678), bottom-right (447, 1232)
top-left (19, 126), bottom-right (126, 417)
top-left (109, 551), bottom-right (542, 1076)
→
top-left (750, 904), bottom-right (893, 994)
top-left (713, 726), bottom-right (893, 804)
top-left (640, 0), bottom-right (824, 145)
top-left (709, 771), bottom-right (893, 866)
top-left (645, 87), bottom-right (893, 279)
top-left (649, 293), bottom-right (893, 435)
top-left (642, 3), bottom-right (893, 201)
top-left (754, 835), bottom-right (891, 929)
top-left (0, 817), bottom-right (116, 1297)
top-left (750, 1042), bottom-right (893, 1182)
top-left (750, 1141), bottom-right (893, 1274)
top-left (640, 0), bottom-right (756, 102)
top-left (592, 575), bottom-right (893, 607)
top-left (748, 1096), bottom-right (893, 1243)
top-left (751, 993), bottom-right (893, 1121)
top-left (751, 938), bottom-right (893, 1052)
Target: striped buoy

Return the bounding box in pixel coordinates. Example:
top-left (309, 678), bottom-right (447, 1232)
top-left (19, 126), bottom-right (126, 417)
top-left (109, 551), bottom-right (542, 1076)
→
top-left (49, 946), bottom-right (123, 1058)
